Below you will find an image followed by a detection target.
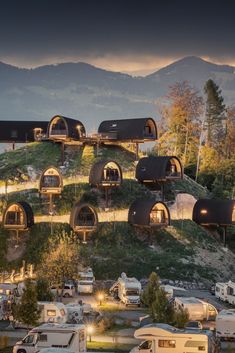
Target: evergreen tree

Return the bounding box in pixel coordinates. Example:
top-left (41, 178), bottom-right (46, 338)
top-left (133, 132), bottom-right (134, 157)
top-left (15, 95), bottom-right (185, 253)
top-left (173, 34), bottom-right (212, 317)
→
top-left (13, 279), bottom-right (41, 327)
top-left (141, 272), bottom-right (160, 313)
top-left (151, 287), bottom-right (175, 323)
top-left (204, 79), bottom-right (226, 152)
top-left (36, 278), bottom-right (54, 301)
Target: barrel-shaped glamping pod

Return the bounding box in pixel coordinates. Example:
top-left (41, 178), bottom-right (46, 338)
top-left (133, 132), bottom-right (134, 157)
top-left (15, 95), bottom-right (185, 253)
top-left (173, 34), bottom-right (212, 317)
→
top-left (193, 199), bottom-right (235, 226)
top-left (98, 117), bottom-right (157, 142)
top-left (3, 201), bottom-right (34, 230)
top-left (39, 166), bottom-right (63, 194)
top-left (89, 160), bottom-right (122, 188)
top-left (128, 199), bottom-right (170, 227)
top-left (48, 115), bottom-right (86, 141)
top-left (70, 202), bottom-right (98, 233)
top-left (136, 156), bottom-right (183, 187)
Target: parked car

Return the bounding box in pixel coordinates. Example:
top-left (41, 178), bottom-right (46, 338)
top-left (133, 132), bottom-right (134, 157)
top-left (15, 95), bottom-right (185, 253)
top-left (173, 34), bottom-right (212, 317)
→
top-left (185, 320), bottom-right (203, 330)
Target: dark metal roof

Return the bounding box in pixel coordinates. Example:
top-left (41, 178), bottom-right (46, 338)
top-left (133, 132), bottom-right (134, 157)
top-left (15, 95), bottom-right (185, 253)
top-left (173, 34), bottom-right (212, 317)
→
top-left (136, 156), bottom-right (183, 182)
top-left (98, 117), bottom-right (157, 141)
top-left (48, 115), bottom-right (86, 141)
top-left (70, 202), bottom-right (98, 231)
top-left (3, 201), bottom-right (34, 229)
top-left (89, 160), bottom-right (122, 187)
top-left (192, 199), bottom-right (235, 226)
top-left (0, 121), bottom-right (48, 142)
top-left (128, 199), bottom-right (170, 226)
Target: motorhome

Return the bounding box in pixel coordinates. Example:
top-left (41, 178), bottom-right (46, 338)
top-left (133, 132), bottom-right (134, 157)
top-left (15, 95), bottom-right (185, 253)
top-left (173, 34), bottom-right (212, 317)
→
top-left (50, 283), bottom-right (75, 298)
top-left (215, 281), bottom-right (235, 305)
top-left (174, 297), bottom-right (218, 321)
top-left (0, 294), bottom-right (11, 320)
top-left (0, 283), bottom-right (17, 298)
top-left (226, 281), bottom-right (235, 305)
top-left (161, 284), bottom-right (186, 298)
top-left (65, 302), bottom-right (93, 323)
top-left (215, 282), bottom-right (229, 302)
top-left (216, 309), bottom-right (235, 340)
top-left (77, 268), bottom-right (94, 294)
top-left (110, 272), bottom-right (141, 306)
top-left (134, 323), bottom-right (219, 353)
top-left (38, 302), bottom-right (68, 324)
top-left (13, 323), bottom-right (86, 353)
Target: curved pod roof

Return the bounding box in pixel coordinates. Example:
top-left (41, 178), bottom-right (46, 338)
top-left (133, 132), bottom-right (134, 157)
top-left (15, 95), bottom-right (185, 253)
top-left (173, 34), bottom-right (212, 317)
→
top-left (48, 115), bottom-right (86, 141)
top-left (136, 156), bottom-right (183, 184)
top-left (128, 199), bottom-right (170, 227)
top-left (3, 201), bottom-right (34, 230)
top-left (39, 166), bottom-right (63, 194)
top-left (89, 160), bottom-right (123, 188)
top-left (70, 202), bottom-right (98, 233)
top-left (192, 199), bottom-right (235, 226)
top-left (98, 117), bottom-right (157, 142)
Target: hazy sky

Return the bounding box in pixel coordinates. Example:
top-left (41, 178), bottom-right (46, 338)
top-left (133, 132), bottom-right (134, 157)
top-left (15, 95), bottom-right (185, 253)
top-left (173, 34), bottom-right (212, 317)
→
top-left (1, 0), bottom-right (235, 75)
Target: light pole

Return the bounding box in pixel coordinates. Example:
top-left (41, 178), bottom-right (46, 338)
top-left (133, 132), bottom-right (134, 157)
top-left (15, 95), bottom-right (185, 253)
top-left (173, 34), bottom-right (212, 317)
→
top-left (86, 325), bottom-right (94, 342)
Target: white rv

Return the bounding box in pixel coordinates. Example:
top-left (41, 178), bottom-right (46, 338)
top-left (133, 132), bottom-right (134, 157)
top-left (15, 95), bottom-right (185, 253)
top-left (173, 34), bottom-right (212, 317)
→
top-left (77, 268), bottom-right (94, 294)
top-left (13, 323), bottom-right (86, 353)
top-left (38, 302), bottom-right (68, 324)
top-left (134, 323), bottom-right (219, 353)
top-left (174, 297), bottom-right (218, 321)
top-left (216, 309), bottom-right (235, 340)
top-left (215, 281), bottom-right (235, 305)
top-left (226, 281), bottom-right (235, 305)
top-left (110, 273), bottom-right (141, 306)
top-left (215, 282), bottom-right (229, 302)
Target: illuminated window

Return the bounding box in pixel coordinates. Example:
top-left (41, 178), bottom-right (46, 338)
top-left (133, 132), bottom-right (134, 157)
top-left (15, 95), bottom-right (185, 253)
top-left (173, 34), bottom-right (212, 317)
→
top-left (232, 207), bottom-right (235, 222)
top-left (159, 340), bottom-right (176, 348)
top-left (47, 310), bottom-right (56, 316)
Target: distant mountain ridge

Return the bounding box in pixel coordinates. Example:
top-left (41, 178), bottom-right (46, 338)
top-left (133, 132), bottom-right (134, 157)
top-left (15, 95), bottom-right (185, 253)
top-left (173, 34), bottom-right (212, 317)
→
top-left (0, 56), bottom-right (235, 131)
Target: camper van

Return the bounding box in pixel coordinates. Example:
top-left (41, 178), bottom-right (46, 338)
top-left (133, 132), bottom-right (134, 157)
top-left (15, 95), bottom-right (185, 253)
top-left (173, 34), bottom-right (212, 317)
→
top-left (110, 273), bottom-right (141, 306)
top-left (50, 283), bottom-right (75, 298)
top-left (226, 281), bottom-right (235, 305)
top-left (134, 323), bottom-right (219, 353)
top-left (77, 268), bottom-right (94, 294)
top-left (215, 281), bottom-right (235, 305)
top-left (174, 297), bottom-right (218, 321)
top-left (38, 302), bottom-right (67, 324)
top-left (215, 282), bottom-right (229, 302)
top-left (216, 309), bottom-right (235, 340)
top-left (13, 323), bottom-right (86, 353)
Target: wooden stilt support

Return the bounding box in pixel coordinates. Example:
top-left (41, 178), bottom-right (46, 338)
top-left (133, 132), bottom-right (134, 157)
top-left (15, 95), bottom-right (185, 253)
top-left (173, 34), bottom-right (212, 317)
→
top-left (82, 231), bottom-right (87, 244)
top-left (135, 143), bottom-right (139, 160)
top-left (61, 142), bottom-right (65, 165)
top-left (161, 183), bottom-right (165, 202)
top-left (105, 188), bottom-right (109, 209)
top-left (222, 227), bottom-right (227, 246)
top-left (49, 194), bottom-right (53, 215)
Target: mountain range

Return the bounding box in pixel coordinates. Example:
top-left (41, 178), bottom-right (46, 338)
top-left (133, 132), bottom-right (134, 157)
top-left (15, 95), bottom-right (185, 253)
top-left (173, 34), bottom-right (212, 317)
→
top-left (1, 56), bottom-right (235, 132)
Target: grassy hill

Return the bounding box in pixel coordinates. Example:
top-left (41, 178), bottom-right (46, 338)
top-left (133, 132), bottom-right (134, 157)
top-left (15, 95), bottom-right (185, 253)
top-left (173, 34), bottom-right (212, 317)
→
top-left (0, 142), bottom-right (234, 285)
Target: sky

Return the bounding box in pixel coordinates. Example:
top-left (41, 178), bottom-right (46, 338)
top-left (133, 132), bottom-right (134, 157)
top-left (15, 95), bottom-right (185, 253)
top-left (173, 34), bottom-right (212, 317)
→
top-left (1, 0), bottom-right (235, 75)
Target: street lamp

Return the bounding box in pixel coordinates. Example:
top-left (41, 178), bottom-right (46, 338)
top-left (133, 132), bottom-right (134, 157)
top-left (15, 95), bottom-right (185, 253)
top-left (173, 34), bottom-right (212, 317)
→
top-left (97, 292), bottom-right (104, 306)
top-left (86, 324), bottom-right (94, 342)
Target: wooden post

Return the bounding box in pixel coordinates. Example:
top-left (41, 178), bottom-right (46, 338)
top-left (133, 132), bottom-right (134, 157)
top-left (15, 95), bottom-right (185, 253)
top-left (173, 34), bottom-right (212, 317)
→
top-left (105, 188), bottom-right (109, 209)
top-left (135, 143), bottom-right (139, 160)
top-left (49, 194), bottom-right (53, 215)
top-left (222, 227), bottom-right (227, 247)
top-left (161, 183), bottom-right (165, 201)
top-left (82, 231), bottom-right (87, 244)
top-left (61, 142), bottom-right (65, 165)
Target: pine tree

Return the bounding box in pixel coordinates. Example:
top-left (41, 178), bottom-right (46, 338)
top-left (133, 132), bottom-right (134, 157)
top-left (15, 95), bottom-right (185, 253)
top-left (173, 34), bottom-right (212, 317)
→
top-left (204, 79), bottom-right (226, 152)
top-left (141, 272), bottom-right (160, 312)
top-left (36, 278), bottom-right (54, 301)
top-left (13, 279), bottom-right (41, 327)
top-left (151, 287), bottom-right (175, 323)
